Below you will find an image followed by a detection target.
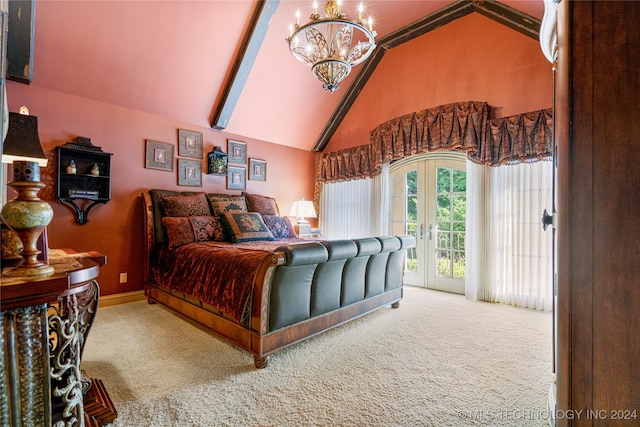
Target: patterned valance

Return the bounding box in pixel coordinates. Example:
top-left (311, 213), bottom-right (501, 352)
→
top-left (316, 144), bottom-right (376, 184)
top-left (316, 101), bottom-right (552, 184)
top-left (473, 108), bottom-right (553, 166)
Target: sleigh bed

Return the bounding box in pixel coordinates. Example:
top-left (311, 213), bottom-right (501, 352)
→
top-left (142, 189), bottom-right (415, 368)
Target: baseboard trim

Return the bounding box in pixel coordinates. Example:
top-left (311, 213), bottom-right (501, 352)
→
top-left (99, 290), bottom-right (146, 308)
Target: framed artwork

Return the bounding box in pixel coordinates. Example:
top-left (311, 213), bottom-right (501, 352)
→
top-left (228, 139), bottom-right (247, 165)
top-left (178, 129), bottom-right (203, 159)
top-left (249, 158), bottom-right (266, 181)
top-left (227, 165), bottom-right (246, 190)
top-left (145, 140), bottom-right (174, 171)
top-left (178, 159), bottom-right (202, 187)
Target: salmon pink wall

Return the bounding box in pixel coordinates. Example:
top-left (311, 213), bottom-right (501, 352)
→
top-left (3, 9), bottom-right (550, 298)
top-left (325, 13), bottom-right (553, 152)
top-left (6, 83), bottom-right (316, 296)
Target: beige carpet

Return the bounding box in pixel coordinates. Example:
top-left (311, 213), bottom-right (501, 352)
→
top-left (82, 287), bottom-right (552, 427)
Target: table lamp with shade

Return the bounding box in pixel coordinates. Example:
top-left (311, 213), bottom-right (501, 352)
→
top-left (288, 199), bottom-right (317, 237)
top-left (1, 107), bottom-right (54, 277)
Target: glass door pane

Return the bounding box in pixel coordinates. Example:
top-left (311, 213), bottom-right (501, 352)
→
top-left (389, 153), bottom-right (466, 293)
top-left (435, 168), bottom-right (466, 279)
top-left (391, 168), bottom-right (419, 285)
top-left (430, 165), bottom-right (466, 293)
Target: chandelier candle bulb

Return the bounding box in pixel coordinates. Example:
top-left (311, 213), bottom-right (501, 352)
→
top-left (358, 2), bottom-right (363, 20)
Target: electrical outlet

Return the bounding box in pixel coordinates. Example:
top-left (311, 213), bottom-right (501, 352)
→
top-left (119, 273), bottom-right (127, 283)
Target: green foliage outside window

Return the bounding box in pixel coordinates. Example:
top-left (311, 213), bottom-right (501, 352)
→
top-left (437, 256), bottom-right (466, 279)
top-left (436, 168), bottom-right (466, 278)
top-left (399, 167), bottom-right (466, 278)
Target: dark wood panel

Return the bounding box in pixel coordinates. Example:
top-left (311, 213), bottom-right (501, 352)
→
top-left (567, 1), bottom-right (595, 419)
top-left (554, 0), bottom-right (571, 421)
top-left (557, 1), bottom-right (640, 425)
top-left (591, 1), bottom-right (640, 414)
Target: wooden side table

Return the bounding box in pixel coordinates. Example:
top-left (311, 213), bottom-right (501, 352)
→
top-left (1, 249), bottom-right (117, 427)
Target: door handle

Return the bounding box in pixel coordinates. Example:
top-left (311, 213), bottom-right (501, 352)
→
top-left (429, 224), bottom-right (433, 240)
top-left (419, 224), bottom-right (424, 240)
top-left (541, 209), bottom-right (555, 231)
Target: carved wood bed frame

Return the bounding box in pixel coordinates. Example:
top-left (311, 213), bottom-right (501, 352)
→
top-left (142, 191), bottom-right (412, 368)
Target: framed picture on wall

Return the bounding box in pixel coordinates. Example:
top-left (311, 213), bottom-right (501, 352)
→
top-left (249, 158), bottom-right (266, 181)
top-left (145, 139), bottom-right (174, 171)
top-left (228, 140), bottom-right (246, 165)
top-left (178, 129), bottom-right (203, 159)
top-left (227, 165), bottom-right (246, 190)
top-left (178, 159), bottom-right (202, 186)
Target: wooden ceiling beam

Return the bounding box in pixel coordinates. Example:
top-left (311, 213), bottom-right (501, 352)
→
top-left (211, 0), bottom-right (279, 130)
top-left (471, 0), bottom-right (541, 40)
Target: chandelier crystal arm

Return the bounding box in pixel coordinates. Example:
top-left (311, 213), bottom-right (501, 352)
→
top-left (286, 1), bottom-right (377, 93)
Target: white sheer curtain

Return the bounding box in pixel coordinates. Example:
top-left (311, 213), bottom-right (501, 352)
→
top-left (319, 163), bottom-right (389, 239)
top-left (466, 159), bottom-right (553, 311)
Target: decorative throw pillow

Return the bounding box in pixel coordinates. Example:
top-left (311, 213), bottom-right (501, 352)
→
top-left (162, 216), bottom-right (226, 249)
top-left (207, 195), bottom-right (248, 216)
top-left (160, 193), bottom-right (211, 217)
top-left (220, 212), bottom-right (275, 243)
top-left (262, 215), bottom-right (296, 239)
top-left (242, 192), bottom-right (279, 216)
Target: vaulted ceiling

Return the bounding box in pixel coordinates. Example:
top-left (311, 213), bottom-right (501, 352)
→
top-left (29, 0), bottom-right (543, 152)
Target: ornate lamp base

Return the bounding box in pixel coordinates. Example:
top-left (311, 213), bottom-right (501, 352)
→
top-left (1, 161), bottom-right (54, 277)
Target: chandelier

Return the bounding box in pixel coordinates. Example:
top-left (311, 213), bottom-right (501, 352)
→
top-left (286, 1), bottom-right (377, 93)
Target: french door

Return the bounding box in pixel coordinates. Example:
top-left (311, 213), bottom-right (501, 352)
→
top-left (390, 153), bottom-right (467, 294)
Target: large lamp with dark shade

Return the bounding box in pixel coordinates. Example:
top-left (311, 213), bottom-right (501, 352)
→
top-left (2, 109), bottom-right (48, 166)
top-left (1, 108), bottom-right (54, 277)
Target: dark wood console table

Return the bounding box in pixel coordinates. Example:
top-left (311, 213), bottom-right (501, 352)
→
top-left (1, 249), bottom-right (117, 427)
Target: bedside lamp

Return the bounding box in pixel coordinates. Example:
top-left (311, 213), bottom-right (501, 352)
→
top-left (289, 199), bottom-right (317, 237)
top-left (1, 108), bottom-right (54, 277)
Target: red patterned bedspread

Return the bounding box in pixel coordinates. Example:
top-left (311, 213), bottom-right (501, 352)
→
top-left (151, 239), bottom-right (304, 323)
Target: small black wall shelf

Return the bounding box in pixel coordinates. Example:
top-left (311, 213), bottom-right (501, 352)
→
top-left (56, 137), bottom-right (112, 224)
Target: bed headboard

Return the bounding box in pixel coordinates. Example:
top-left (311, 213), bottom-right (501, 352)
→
top-left (143, 189), bottom-right (251, 251)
